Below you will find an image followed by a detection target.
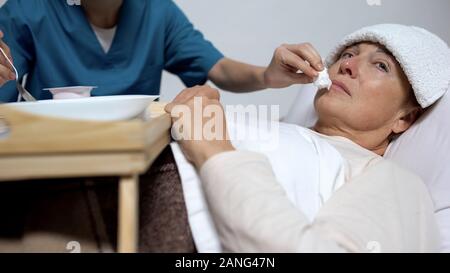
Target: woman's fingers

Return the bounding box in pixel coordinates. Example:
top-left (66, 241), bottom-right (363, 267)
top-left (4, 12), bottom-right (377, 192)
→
top-left (168, 94), bottom-right (232, 168)
top-left (165, 94), bottom-right (226, 142)
top-left (172, 86), bottom-right (196, 103)
top-left (173, 85), bottom-right (220, 103)
top-left (166, 85), bottom-right (220, 113)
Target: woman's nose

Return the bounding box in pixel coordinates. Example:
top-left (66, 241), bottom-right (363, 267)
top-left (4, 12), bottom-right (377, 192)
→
top-left (339, 57), bottom-right (359, 78)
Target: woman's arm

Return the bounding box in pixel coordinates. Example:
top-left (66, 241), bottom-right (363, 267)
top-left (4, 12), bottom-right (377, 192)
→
top-left (199, 150), bottom-right (439, 252)
top-left (199, 150), bottom-right (351, 253)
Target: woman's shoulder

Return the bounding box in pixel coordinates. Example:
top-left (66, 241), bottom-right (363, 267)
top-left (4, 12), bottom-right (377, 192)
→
top-left (370, 159), bottom-right (424, 184)
top-left (318, 158), bottom-right (439, 252)
top-left (347, 158), bottom-right (433, 207)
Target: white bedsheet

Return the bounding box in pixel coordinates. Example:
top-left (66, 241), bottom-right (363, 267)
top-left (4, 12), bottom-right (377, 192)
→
top-left (171, 120), bottom-right (347, 253)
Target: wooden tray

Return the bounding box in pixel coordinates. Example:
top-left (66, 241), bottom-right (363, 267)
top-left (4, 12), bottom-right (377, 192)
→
top-left (0, 102), bottom-right (170, 155)
top-left (0, 102), bottom-right (172, 181)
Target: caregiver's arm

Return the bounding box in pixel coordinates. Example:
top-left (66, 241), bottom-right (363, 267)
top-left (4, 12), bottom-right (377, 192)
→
top-left (0, 1), bottom-right (35, 102)
top-left (208, 43), bottom-right (325, 92)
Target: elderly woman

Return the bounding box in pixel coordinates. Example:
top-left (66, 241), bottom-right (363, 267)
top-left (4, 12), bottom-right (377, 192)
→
top-left (165, 24), bottom-right (450, 252)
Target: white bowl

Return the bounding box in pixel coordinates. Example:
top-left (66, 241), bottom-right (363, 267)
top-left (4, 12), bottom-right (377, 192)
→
top-left (44, 86), bottom-right (97, 100)
top-left (7, 95), bottom-right (160, 121)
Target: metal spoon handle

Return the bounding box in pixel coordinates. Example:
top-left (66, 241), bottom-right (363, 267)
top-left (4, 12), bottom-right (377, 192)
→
top-left (16, 82), bottom-right (36, 102)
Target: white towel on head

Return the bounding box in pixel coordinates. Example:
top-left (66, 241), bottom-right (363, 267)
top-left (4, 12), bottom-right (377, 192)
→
top-left (325, 24), bottom-right (450, 108)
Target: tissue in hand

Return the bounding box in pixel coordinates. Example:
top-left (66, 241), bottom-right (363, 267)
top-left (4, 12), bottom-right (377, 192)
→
top-left (313, 68), bottom-right (332, 90)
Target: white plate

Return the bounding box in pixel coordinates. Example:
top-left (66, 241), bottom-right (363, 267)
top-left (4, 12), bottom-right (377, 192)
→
top-left (6, 95), bottom-right (159, 121)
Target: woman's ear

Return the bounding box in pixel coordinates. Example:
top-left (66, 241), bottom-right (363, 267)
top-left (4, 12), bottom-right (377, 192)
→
top-left (392, 107), bottom-right (423, 134)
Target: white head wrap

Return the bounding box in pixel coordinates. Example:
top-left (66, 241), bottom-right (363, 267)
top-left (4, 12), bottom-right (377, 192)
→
top-left (326, 24), bottom-right (450, 108)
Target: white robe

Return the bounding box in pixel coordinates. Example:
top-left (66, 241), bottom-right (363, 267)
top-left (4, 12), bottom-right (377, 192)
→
top-left (172, 123), bottom-right (350, 252)
top-left (172, 121), bottom-right (438, 252)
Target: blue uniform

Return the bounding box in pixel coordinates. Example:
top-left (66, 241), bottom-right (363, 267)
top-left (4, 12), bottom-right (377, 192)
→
top-left (0, 0), bottom-right (223, 102)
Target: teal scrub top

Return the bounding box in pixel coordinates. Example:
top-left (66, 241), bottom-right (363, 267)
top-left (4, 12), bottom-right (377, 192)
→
top-left (0, 0), bottom-right (224, 102)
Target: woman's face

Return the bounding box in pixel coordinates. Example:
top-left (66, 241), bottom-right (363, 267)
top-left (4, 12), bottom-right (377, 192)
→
top-left (314, 42), bottom-right (414, 135)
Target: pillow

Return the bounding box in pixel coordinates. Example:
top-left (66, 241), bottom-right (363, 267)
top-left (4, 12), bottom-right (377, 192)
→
top-left (284, 84), bottom-right (450, 253)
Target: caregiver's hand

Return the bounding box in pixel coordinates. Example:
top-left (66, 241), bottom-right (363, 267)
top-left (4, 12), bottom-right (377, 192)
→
top-left (0, 30), bottom-right (15, 87)
top-left (264, 43), bottom-right (324, 88)
top-left (165, 85), bottom-right (235, 169)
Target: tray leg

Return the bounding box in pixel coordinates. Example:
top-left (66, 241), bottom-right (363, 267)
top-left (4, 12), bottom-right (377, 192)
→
top-left (117, 174), bottom-right (139, 253)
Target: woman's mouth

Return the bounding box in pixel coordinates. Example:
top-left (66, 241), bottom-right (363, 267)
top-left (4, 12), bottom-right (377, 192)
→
top-left (331, 80), bottom-right (351, 96)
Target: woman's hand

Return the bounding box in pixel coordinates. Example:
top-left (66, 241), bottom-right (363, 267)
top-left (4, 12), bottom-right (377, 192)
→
top-left (165, 85), bottom-right (235, 169)
top-left (0, 30), bottom-right (15, 87)
top-left (264, 43), bottom-right (324, 88)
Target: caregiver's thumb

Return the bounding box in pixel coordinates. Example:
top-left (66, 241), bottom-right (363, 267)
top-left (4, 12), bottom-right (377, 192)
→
top-left (0, 30), bottom-right (16, 87)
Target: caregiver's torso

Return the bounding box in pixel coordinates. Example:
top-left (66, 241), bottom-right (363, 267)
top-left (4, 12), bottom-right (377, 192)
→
top-left (0, 0), bottom-right (222, 102)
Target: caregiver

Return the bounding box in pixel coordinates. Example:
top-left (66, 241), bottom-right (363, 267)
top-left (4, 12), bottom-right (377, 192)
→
top-left (0, 0), bottom-right (321, 100)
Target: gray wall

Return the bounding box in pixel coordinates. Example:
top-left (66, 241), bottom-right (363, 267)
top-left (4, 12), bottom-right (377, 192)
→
top-left (1, 0), bottom-right (449, 117)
